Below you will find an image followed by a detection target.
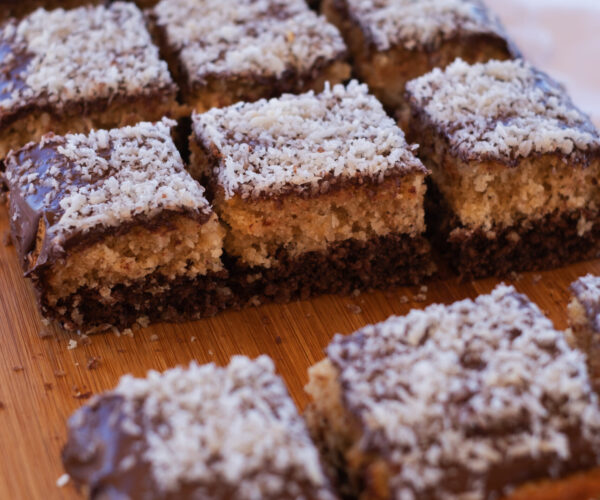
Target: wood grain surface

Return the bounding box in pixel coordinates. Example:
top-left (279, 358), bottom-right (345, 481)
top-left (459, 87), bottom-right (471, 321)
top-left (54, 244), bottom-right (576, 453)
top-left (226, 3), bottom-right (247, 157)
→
top-left (1, 196), bottom-right (600, 499)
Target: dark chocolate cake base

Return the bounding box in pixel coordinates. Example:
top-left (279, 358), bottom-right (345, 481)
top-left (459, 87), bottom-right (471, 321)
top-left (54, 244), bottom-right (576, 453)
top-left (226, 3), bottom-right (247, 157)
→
top-left (224, 233), bottom-right (436, 307)
top-left (36, 235), bottom-right (434, 332)
top-left (36, 270), bottom-right (232, 333)
top-left (427, 181), bottom-right (600, 280)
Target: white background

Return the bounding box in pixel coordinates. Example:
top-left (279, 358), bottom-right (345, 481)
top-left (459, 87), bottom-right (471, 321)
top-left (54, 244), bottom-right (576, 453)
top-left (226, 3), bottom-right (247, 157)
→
top-left (486, 0), bottom-right (600, 126)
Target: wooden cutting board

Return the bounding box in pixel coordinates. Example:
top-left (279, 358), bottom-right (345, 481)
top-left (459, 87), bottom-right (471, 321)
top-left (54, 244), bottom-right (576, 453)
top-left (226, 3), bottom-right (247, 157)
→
top-left (2, 198), bottom-right (600, 499)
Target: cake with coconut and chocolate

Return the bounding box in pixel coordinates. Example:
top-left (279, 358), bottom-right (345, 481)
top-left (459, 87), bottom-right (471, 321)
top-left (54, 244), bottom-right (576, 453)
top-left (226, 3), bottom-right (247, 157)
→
top-left (148, 0), bottom-right (350, 112)
top-left (305, 284), bottom-right (600, 500)
top-left (0, 2), bottom-right (180, 162)
top-left (569, 274), bottom-right (600, 393)
top-left (321, 0), bottom-right (518, 120)
top-left (5, 119), bottom-right (227, 333)
top-left (405, 58), bottom-right (600, 279)
top-left (190, 81), bottom-right (435, 306)
top-left (62, 356), bottom-right (338, 500)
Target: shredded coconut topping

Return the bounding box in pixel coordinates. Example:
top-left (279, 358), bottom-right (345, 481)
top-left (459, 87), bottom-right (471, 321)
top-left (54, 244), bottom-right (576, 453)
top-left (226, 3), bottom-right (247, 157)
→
top-left (571, 274), bottom-right (600, 332)
top-left (112, 356), bottom-right (334, 498)
top-left (152, 0), bottom-right (346, 85)
top-left (193, 80), bottom-right (425, 199)
top-left (343, 0), bottom-right (508, 51)
top-left (5, 119), bottom-right (210, 248)
top-left (327, 285), bottom-right (600, 499)
top-left (0, 2), bottom-right (174, 116)
top-left (406, 59), bottom-right (600, 162)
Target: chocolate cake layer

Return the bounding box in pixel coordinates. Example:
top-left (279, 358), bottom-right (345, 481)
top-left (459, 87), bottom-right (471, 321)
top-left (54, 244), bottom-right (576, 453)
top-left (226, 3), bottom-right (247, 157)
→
top-left (427, 180), bottom-right (600, 280)
top-left (63, 356), bottom-right (337, 500)
top-left (44, 233), bottom-right (433, 331)
top-left (225, 233), bottom-right (435, 307)
top-left (40, 270), bottom-right (231, 333)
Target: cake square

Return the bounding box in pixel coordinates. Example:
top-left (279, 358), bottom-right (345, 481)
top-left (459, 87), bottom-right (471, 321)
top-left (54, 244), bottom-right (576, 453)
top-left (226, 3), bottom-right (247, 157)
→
top-left (190, 81), bottom-right (435, 306)
top-left (148, 0), bottom-right (350, 112)
top-left (322, 0), bottom-right (518, 118)
top-left (5, 119), bottom-right (226, 332)
top-left (406, 58), bottom-right (600, 279)
top-left (305, 284), bottom-right (600, 500)
top-left (569, 274), bottom-right (600, 393)
top-left (0, 2), bottom-right (179, 161)
top-left (62, 356), bottom-right (337, 500)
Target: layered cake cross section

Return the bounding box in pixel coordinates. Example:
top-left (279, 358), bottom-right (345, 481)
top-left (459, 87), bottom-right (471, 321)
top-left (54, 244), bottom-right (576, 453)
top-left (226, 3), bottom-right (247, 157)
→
top-left (305, 284), bottom-right (600, 500)
top-left (190, 81), bottom-right (435, 305)
top-left (322, 0), bottom-right (518, 117)
top-left (62, 355), bottom-right (338, 500)
top-left (5, 119), bottom-right (226, 332)
top-left (406, 58), bottom-right (600, 279)
top-left (0, 2), bottom-right (179, 160)
top-left (148, 0), bottom-right (350, 112)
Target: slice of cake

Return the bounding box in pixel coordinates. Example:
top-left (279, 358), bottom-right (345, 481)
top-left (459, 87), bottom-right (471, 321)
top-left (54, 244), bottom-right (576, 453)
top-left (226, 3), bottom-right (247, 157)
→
top-left (190, 81), bottom-right (435, 306)
top-left (0, 2), bottom-right (179, 161)
top-left (322, 0), bottom-right (518, 117)
top-left (62, 356), bottom-right (337, 500)
top-left (148, 0), bottom-right (350, 112)
top-left (305, 284), bottom-right (600, 500)
top-left (406, 58), bottom-right (600, 279)
top-left (5, 119), bottom-right (226, 333)
top-left (569, 274), bottom-right (600, 393)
